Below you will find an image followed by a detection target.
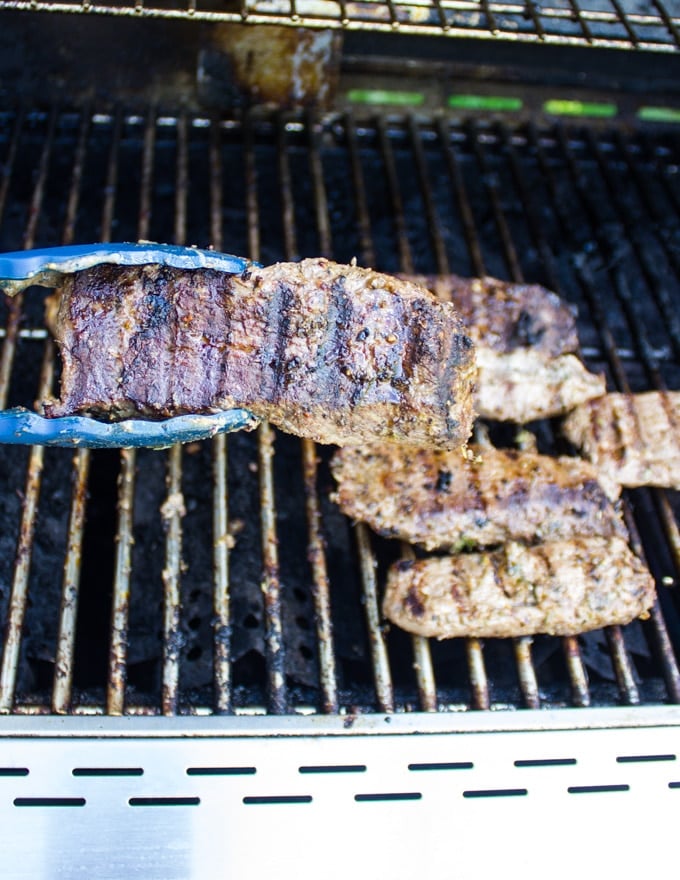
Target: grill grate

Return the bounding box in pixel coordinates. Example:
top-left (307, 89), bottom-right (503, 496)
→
top-left (0, 108), bottom-right (679, 716)
top-left (0, 0), bottom-right (679, 51)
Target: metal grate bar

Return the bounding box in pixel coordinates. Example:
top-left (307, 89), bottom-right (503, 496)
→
top-left (376, 116), bottom-right (414, 275)
top-left (249, 112), bottom-right (286, 715)
top-left (2, 0), bottom-right (678, 51)
top-left (304, 114), bottom-right (340, 713)
top-left (0, 112), bottom-right (24, 409)
top-left (613, 135), bottom-right (680, 359)
top-left (407, 115), bottom-right (450, 276)
top-left (342, 114), bottom-right (396, 710)
top-left (344, 111), bottom-right (376, 271)
top-left (609, 0), bottom-right (640, 48)
top-left (494, 121), bottom-right (592, 707)
top-left (0, 109), bottom-right (59, 712)
top-left (651, 0), bottom-right (680, 47)
top-left (52, 109), bottom-right (92, 714)
top-left (160, 114), bottom-right (190, 717)
top-left (436, 118), bottom-right (486, 278)
top-left (530, 125), bottom-right (643, 703)
top-left (537, 123), bottom-right (680, 702)
top-left (209, 119), bottom-right (233, 716)
top-left (369, 117), bottom-right (443, 710)
top-left (356, 523), bottom-right (394, 713)
top-left (466, 119), bottom-right (524, 283)
top-left (435, 118), bottom-right (490, 709)
top-left (579, 128), bottom-right (680, 596)
top-left (107, 110), bottom-right (155, 715)
top-left (565, 0), bottom-right (594, 43)
top-left (465, 120), bottom-right (547, 709)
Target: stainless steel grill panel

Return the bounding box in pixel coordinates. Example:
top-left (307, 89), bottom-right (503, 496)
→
top-left (0, 109), bottom-right (679, 718)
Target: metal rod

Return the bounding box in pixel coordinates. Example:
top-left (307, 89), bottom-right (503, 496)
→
top-left (344, 110), bottom-right (376, 269)
top-left (0, 106), bottom-right (24, 229)
top-left (247, 111), bottom-right (286, 714)
top-left (160, 113), bottom-right (189, 716)
top-left (342, 114), bottom-right (402, 708)
top-left (467, 120), bottom-right (548, 708)
top-left (436, 116), bottom-right (486, 277)
top-left (356, 523), bottom-right (394, 713)
top-left (52, 108), bottom-right (92, 714)
top-left (161, 443), bottom-right (183, 716)
top-left (107, 109), bottom-right (155, 714)
top-left (301, 114), bottom-right (340, 713)
top-left (376, 115), bottom-right (413, 274)
top-left (494, 121), bottom-right (594, 707)
top-left (407, 114), bottom-right (449, 276)
top-left (608, 0), bottom-right (640, 47)
top-left (562, 636), bottom-right (591, 707)
top-left (466, 118), bottom-right (524, 283)
top-left (209, 118), bottom-right (232, 716)
top-left (0, 350), bottom-right (53, 711)
top-left (107, 448), bottom-right (135, 715)
top-left (0, 109), bottom-right (58, 712)
top-left (257, 421), bottom-right (287, 714)
top-left (400, 542), bottom-right (437, 711)
top-left (564, 0), bottom-right (593, 43)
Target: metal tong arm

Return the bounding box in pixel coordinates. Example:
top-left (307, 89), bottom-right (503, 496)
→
top-left (0, 242), bottom-right (255, 296)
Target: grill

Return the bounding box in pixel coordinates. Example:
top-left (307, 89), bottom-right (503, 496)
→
top-left (1, 0), bottom-right (680, 51)
top-left (1, 2), bottom-right (680, 875)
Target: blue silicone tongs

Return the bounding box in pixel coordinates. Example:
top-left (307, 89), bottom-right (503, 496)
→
top-left (0, 243), bottom-right (261, 448)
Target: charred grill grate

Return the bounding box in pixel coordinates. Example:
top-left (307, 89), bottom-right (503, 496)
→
top-left (0, 0), bottom-right (679, 51)
top-left (0, 108), bottom-right (679, 716)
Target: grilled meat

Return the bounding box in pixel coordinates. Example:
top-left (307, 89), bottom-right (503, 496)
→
top-left (475, 348), bottom-right (606, 424)
top-left (45, 258), bottom-right (477, 449)
top-left (331, 443), bottom-right (626, 551)
top-left (406, 273), bottom-right (605, 422)
top-left (562, 391), bottom-right (680, 490)
top-left (383, 537), bottom-right (655, 639)
top-left (411, 274), bottom-right (579, 356)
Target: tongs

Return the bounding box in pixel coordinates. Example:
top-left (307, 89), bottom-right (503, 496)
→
top-left (0, 242), bottom-right (261, 448)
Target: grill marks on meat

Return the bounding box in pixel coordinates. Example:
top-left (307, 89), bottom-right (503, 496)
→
top-left (330, 444), bottom-right (627, 551)
top-left (383, 538), bottom-right (655, 639)
top-left (406, 273), bottom-right (606, 422)
top-left (45, 258), bottom-right (477, 449)
top-left (562, 391), bottom-right (680, 491)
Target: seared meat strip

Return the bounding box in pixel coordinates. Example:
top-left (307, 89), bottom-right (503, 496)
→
top-left (331, 443), bottom-right (626, 551)
top-left (410, 274), bottom-right (579, 357)
top-left (474, 348), bottom-right (605, 424)
top-left (383, 537), bottom-right (655, 639)
top-left (406, 273), bottom-right (605, 422)
top-left (562, 391), bottom-right (680, 490)
top-left (45, 258), bottom-right (477, 449)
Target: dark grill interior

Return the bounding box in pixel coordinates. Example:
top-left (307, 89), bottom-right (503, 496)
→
top-left (0, 108), bottom-right (679, 716)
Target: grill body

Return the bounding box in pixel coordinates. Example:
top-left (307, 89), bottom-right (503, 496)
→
top-left (0, 4), bottom-right (679, 873)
